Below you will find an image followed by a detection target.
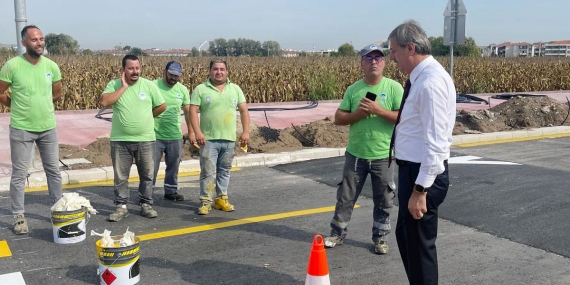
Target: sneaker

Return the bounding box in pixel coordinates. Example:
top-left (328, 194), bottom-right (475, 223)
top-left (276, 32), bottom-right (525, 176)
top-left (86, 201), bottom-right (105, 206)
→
top-left (141, 203), bottom-right (158, 218)
top-left (324, 235), bottom-right (344, 248)
top-left (108, 207), bottom-right (129, 222)
top-left (214, 195), bottom-right (235, 212)
top-left (13, 214), bottom-right (29, 235)
top-left (374, 241), bottom-right (389, 254)
top-left (196, 201), bottom-right (212, 215)
top-left (164, 193), bottom-right (184, 201)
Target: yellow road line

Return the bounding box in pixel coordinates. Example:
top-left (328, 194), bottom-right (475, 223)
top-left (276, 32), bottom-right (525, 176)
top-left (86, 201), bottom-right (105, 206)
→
top-left (24, 168), bottom-right (239, 193)
top-left (455, 132), bottom-right (570, 148)
top-left (138, 205), bottom-right (360, 241)
top-left (0, 240), bottom-right (12, 258)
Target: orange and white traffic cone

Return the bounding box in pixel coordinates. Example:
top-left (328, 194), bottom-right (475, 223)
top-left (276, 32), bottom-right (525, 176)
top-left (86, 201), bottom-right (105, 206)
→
top-left (305, 234), bottom-right (330, 285)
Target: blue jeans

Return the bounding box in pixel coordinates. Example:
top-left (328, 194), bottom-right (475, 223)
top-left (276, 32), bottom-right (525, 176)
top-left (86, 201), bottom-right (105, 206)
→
top-left (330, 151), bottom-right (395, 242)
top-left (9, 126), bottom-right (62, 214)
top-left (199, 140), bottom-right (236, 202)
top-left (110, 141), bottom-right (155, 205)
top-left (153, 139), bottom-right (183, 195)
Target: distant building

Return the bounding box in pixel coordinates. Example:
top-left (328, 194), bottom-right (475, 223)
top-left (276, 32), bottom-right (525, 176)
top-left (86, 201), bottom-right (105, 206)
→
top-left (543, 40), bottom-right (570, 57)
top-left (481, 40), bottom-right (570, 57)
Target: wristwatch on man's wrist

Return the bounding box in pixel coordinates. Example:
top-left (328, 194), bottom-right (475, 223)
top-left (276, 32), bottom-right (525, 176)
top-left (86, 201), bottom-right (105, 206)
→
top-left (414, 184), bottom-right (428, 193)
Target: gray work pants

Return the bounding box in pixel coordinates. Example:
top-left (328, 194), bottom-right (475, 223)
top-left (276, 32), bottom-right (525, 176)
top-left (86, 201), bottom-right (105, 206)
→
top-left (10, 126), bottom-right (62, 214)
top-left (329, 151), bottom-right (395, 242)
top-left (153, 139), bottom-right (183, 195)
top-left (110, 141), bottom-right (155, 205)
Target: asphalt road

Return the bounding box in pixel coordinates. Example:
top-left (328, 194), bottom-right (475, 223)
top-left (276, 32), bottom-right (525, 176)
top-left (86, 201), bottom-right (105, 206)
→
top-left (1, 137), bottom-right (570, 284)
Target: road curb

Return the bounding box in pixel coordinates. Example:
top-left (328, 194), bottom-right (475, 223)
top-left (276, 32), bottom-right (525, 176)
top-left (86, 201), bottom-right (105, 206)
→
top-left (1, 127), bottom-right (569, 192)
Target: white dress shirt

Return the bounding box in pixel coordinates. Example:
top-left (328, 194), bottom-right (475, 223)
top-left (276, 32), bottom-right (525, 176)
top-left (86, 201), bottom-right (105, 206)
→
top-left (394, 55), bottom-right (456, 188)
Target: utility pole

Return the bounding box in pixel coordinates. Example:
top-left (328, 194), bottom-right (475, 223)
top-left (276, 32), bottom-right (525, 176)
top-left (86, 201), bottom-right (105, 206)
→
top-left (443, 0), bottom-right (467, 78)
top-left (14, 0), bottom-right (27, 55)
top-left (449, 0), bottom-right (457, 77)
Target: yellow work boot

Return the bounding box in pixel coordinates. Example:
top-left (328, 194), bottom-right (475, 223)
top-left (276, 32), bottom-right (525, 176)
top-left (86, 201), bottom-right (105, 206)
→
top-left (214, 195), bottom-right (235, 212)
top-left (196, 201), bottom-right (212, 215)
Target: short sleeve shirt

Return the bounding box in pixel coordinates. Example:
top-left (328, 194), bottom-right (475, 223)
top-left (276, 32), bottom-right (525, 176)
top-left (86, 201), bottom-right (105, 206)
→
top-left (153, 79), bottom-right (190, 140)
top-left (103, 77), bottom-right (165, 141)
top-left (339, 78), bottom-right (404, 160)
top-left (0, 55), bottom-right (61, 131)
top-left (190, 79), bottom-right (246, 141)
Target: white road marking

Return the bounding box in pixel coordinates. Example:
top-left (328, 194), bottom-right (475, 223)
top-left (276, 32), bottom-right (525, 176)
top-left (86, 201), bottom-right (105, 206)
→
top-left (0, 272), bottom-right (26, 285)
top-left (449, 155), bottom-right (521, 165)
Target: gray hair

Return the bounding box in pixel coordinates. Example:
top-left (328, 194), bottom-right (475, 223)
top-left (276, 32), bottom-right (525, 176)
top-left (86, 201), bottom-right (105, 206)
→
top-left (388, 20), bottom-right (431, 55)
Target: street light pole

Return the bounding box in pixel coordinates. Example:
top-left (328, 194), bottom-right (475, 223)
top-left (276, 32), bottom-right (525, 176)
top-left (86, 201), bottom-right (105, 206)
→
top-left (14, 0), bottom-right (27, 55)
top-left (449, 0), bottom-right (457, 78)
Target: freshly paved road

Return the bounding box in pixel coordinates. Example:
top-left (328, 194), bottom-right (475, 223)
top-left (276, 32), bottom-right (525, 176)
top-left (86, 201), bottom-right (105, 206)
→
top-left (1, 137), bottom-right (570, 284)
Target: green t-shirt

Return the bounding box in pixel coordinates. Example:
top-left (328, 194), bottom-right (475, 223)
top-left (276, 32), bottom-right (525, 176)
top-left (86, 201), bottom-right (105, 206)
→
top-left (339, 78), bottom-right (404, 160)
top-left (153, 79), bottom-right (190, 140)
top-left (190, 79), bottom-right (246, 141)
top-left (0, 55), bottom-right (61, 132)
top-left (103, 78), bottom-right (165, 142)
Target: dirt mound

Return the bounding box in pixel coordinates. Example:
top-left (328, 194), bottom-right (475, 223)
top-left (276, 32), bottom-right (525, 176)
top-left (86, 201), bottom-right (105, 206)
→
top-left (284, 116), bottom-right (349, 148)
top-left (455, 96), bottom-right (570, 134)
top-left (57, 97), bottom-right (570, 170)
top-left (246, 126), bottom-right (304, 154)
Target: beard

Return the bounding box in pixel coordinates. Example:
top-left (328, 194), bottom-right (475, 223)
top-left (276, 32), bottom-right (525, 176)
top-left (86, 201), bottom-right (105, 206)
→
top-left (27, 47), bottom-right (43, 58)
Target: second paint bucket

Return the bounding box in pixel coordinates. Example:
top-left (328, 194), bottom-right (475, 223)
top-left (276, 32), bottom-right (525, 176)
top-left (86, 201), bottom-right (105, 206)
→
top-left (96, 236), bottom-right (141, 285)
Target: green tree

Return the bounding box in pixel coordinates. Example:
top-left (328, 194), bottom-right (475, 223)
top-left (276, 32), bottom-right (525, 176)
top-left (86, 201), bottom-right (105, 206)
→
top-left (429, 36), bottom-right (481, 57)
top-left (82, 49), bottom-right (93, 56)
top-left (113, 45), bottom-right (122, 51)
top-left (190, 47), bottom-right (199, 57)
top-left (261, 40), bottom-right (282, 57)
top-left (337, 43), bottom-right (356, 56)
top-left (122, 45), bottom-right (132, 51)
top-left (454, 37), bottom-right (481, 57)
top-left (209, 38), bottom-right (228, 56)
top-left (130, 47), bottom-right (146, 56)
top-left (429, 36), bottom-right (448, 56)
top-left (45, 33), bottom-right (79, 55)
top-left (299, 51), bottom-right (308, 57)
top-left (242, 39), bottom-right (262, 56)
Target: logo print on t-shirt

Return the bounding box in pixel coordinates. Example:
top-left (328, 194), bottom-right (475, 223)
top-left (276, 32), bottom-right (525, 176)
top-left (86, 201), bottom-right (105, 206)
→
top-left (206, 96), bottom-right (211, 104)
top-left (232, 99), bottom-right (237, 106)
top-left (139, 93), bottom-right (146, 100)
top-left (177, 94), bottom-right (182, 99)
top-left (46, 73), bottom-right (52, 83)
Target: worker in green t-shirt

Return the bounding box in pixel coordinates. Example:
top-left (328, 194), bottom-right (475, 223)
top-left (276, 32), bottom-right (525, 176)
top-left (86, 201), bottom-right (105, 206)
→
top-left (100, 55), bottom-right (166, 222)
top-left (152, 61), bottom-right (191, 202)
top-left (189, 58), bottom-right (250, 215)
top-left (0, 25), bottom-right (63, 235)
top-left (323, 44), bottom-right (404, 255)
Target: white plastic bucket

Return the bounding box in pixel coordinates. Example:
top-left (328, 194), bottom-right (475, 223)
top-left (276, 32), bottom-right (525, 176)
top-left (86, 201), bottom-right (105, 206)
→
top-left (51, 207), bottom-right (87, 244)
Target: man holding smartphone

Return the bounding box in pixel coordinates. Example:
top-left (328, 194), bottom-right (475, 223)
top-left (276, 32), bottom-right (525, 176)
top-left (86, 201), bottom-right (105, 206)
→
top-left (324, 44), bottom-right (404, 254)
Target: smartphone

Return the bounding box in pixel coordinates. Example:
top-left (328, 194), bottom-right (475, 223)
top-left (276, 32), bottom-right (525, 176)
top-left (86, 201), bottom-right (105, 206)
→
top-left (365, 92), bottom-right (377, 101)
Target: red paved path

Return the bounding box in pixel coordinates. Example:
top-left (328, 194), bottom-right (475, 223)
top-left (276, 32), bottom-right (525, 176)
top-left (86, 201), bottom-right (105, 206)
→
top-left (0, 90), bottom-right (568, 178)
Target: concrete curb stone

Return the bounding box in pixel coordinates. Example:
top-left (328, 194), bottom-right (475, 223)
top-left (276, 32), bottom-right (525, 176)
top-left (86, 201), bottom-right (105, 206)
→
top-left (1, 127), bottom-right (570, 192)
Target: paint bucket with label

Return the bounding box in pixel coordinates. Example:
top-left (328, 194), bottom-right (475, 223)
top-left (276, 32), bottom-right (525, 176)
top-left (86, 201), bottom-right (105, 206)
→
top-left (96, 236), bottom-right (141, 285)
top-left (51, 207), bottom-right (87, 244)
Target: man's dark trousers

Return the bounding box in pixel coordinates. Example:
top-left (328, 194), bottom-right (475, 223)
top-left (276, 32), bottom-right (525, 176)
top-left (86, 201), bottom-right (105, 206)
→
top-left (395, 160), bottom-right (449, 285)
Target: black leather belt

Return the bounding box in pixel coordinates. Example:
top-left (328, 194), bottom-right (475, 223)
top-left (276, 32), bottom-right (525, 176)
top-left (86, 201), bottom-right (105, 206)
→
top-left (396, 159), bottom-right (448, 166)
top-left (396, 159), bottom-right (420, 166)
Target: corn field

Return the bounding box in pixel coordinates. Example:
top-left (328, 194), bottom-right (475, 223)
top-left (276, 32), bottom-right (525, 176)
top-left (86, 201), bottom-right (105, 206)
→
top-left (1, 55), bottom-right (569, 112)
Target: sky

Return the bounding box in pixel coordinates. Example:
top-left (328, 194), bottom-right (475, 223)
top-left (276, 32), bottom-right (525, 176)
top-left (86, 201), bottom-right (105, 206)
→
top-left (1, 0), bottom-right (569, 51)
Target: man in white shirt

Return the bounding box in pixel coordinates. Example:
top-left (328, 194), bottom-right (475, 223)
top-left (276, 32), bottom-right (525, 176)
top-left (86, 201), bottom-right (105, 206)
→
top-left (388, 20), bottom-right (456, 285)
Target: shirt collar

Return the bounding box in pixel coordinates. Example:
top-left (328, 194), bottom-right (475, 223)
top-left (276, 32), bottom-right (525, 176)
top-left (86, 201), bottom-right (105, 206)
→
top-left (206, 78), bottom-right (231, 89)
top-left (409, 55), bottom-right (434, 84)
